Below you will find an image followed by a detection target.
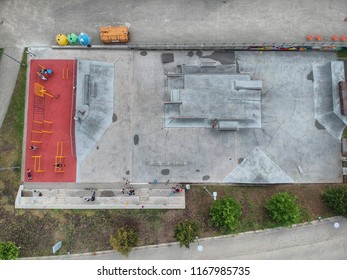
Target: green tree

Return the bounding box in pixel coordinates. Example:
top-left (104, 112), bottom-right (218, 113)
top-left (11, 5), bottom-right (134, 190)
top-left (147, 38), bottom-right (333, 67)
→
top-left (265, 192), bottom-right (302, 226)
top-left (0, 241), bottom-right (20, 260)
top-left (110, 227), bottom-right (138, 257)
top-left (210, 196), bottom-right (242, 234)
top-left (322, 186), bottom-right (347, 216)
top-left (174, 221), bottom-right (199, 248)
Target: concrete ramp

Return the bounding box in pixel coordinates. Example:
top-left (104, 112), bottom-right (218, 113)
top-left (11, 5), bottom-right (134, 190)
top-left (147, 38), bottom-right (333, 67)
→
top-left (317, 112), bottom-right (345, 140)
top-left (313, 62), bottom-right (346, 140)
top-left (75, 60), bottom-right (114, 180)
top-left (224, 147), bottom-right (294, 184)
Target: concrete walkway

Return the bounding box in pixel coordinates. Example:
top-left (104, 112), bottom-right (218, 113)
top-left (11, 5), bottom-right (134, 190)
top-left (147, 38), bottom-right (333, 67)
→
top-left (22, 216), bottom-right (347, 260)
top-left (0, 47), bottom-right (23, 128)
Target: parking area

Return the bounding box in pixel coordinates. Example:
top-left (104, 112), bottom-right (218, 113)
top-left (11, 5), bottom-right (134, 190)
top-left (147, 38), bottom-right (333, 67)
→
top-left (28, 48), bottom-right (342, 184)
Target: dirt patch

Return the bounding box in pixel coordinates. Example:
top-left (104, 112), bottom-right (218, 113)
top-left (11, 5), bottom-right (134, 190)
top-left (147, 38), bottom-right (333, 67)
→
top-left (0, 183), bottom-right (342, 257)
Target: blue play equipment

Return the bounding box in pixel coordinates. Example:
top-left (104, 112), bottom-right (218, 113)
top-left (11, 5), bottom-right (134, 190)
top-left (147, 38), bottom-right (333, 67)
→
top-left (78, 33), bottom-right (91, 46)
top-left (39, 68), bottom-right (53, 75)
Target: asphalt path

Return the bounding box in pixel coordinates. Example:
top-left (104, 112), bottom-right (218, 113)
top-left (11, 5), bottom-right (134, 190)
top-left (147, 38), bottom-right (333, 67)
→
top-left (1, 0), bottom-right (347, 48)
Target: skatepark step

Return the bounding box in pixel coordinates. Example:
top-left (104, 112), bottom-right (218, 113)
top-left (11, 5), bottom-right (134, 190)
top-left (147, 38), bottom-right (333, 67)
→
top-left (56, 189), bottom-right (66, 204)
top-left (139, 187), bottom-right (149, 203)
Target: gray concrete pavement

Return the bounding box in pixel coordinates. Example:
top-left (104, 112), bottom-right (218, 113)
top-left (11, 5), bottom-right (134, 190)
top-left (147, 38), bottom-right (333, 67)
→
top-left (23, 217), bottom-right (347, 260)
top-left (1, 0), bottom-right (347, 48)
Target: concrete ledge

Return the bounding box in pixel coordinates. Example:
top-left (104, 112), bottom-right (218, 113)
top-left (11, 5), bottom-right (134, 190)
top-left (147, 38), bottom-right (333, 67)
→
top-left (51, 42), bottom-right (347, 51)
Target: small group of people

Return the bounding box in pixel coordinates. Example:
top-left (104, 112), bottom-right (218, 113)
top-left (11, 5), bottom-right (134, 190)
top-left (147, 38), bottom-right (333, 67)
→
top-left (27, 146), bottom-right (39, 180)
top-left (172, 185), bottom-right (184, 194)
top-left (39, 68), bottom-right (53, 75)
top-left (122, 186), bottom-right (135, 196)
top-left (37, 68), bottom-right (53, 81)
top-left (128, 187), bottom-right (135, 195)
top-left (27, 144), bottom-right (66, 180)
top-left (34, 190), bottom-right (42, 196)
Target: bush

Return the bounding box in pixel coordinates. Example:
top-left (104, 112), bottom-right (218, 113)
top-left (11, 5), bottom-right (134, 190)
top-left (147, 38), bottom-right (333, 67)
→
top-left (322, 186), bottom-right (347, 216)
top-left (210, 196), bottom-right (242, 234)
top-left (110, 227), bottom-right (138, 256)
top-left (0, 241), bottom-right (20, 260)
top-left (174, 221), bottom-right (199, 248)
top-left (265, 192), bottom-right (302, 226)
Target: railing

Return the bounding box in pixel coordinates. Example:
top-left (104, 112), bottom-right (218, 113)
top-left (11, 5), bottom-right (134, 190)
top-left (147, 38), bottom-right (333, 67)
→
top-left (52, 41), bottom-right (347, 51)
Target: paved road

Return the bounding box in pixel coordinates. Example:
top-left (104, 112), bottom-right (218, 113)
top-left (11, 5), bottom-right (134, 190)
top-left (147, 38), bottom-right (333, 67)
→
top-left (1, 0), bottom-right (347, 48)
top-left (23, 217), bottom-right (347, 260)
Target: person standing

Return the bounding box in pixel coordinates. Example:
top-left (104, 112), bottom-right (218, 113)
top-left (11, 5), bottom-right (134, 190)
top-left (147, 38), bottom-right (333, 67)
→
top-left (29, 145), bottom-right (39, 151)
top-left (27, 169), bottom-right (32, 180)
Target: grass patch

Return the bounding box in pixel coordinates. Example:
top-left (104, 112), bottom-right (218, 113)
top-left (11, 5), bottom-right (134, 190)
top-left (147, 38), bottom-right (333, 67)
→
top-left (342, 127), bottom-right (347, 139)
top-left (0, 49), bottom-right (27, 202)
top-left (337, 49), bottom-right (347, 58)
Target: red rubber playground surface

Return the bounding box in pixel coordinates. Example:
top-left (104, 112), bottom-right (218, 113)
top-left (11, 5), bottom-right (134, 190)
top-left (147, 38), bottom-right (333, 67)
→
top-left (24, 59), bottom-right (77, 182)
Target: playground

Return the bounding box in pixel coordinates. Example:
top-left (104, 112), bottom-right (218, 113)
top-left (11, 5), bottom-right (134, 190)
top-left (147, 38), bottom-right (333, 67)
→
top-left (24, 59), bottom-right (76, 182)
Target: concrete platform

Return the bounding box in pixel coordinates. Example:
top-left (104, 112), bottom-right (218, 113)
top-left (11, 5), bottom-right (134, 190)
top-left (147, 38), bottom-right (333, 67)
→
top-left (15, 183), bottom-right (185, 209)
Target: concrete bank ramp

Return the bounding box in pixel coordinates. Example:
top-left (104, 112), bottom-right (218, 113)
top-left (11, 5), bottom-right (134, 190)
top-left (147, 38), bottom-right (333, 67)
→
top-left (312, 62), bottom-right (346, 140)
top-left (75, 60), bottom-right (114, 180)
top-left (224, 147), bottom-right (294, 184)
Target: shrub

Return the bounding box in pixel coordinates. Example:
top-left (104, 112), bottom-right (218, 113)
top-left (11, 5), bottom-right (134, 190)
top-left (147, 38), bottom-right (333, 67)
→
top-left (265, 192), bottom-right (302, 226)
top-left (210, 196), bottom-right (242, 234)
top-left (0, 241), bottom-right (20, 260)
top-left (174, 221), bottom-right (199, 248)
top-left (110, 227), bottom-right (138, 256)
top-left (322, 186), bottom-right (347, 216)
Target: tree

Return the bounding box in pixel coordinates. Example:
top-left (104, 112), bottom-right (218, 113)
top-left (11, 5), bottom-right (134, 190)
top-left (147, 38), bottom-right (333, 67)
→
top-left (0, 241), bottom-right (20, 260)
top-left (265, 192), bottom-right (302, 226)
top-left (110, 227), bottom-right (138, 257)
top-left (322, 186), bottom-right (347, 216)
top-left (210, 196), bottom-right (242, 234)
top-left (174, 221), bottom-right (199, 248)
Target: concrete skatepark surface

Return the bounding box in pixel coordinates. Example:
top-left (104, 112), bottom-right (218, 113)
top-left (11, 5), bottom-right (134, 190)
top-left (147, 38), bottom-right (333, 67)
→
top-left (75, 60), bottom-right (114, 180)
top-left (19, 48), bottom-right (343, 189)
